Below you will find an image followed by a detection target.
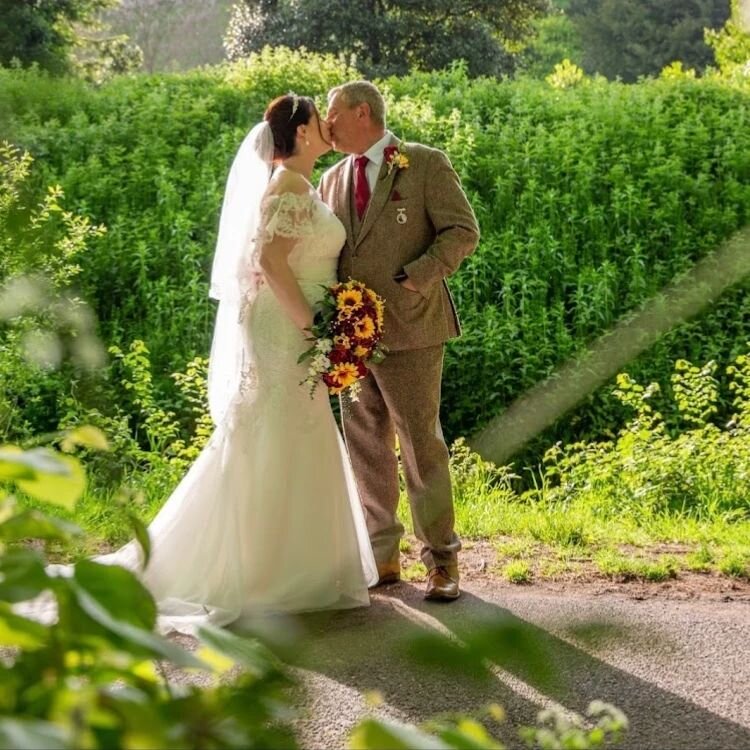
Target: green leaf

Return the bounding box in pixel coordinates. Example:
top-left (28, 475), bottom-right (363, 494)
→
top-left (0, 510), bottom-right (81, 543)
top-left (196, 623), bottom-right (280, 677)
top-left (0, 719), bottom-right (69, 750)
top-left (61, 425), bottom-right (110, 452)
top-left (0, 603), bottom-right (48, 650)
top-left (0, 446), bottom-right (60, 482)
top-left (348, 718), bottom-right (450, 750)
top-left (297, 347), bottom-right (316, 364)
top-left (0, 548), bottom-right (49, 602)
top-left (128, 514), bottom-right (151, 569)
top-left (0, 448), bottom-right (34, 481)
top-left (74, 560), bottom-right (156, 630)
top-left (14, 451), bottom-right (85, 511)
top-left (404, 632), bottom-right (489, 682)
top-left (465, 619), bottom-right (554, 689)
top-left (438, 720), bottom-right (504, 749)
top-left (66, 577), bottom-right (205, 669)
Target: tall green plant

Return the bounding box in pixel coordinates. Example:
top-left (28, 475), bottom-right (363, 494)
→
top-left (705, 0), bottom-right (750, 76)
top-left (0, 143), bottom-right (105, 441)
top-left (3, 54), bottom-right (750, 458)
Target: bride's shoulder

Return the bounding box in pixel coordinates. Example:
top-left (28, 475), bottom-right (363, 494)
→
top-left (266, 168), bottom-right (311, 197)
top-left (262, 171), bottom-right (316, 210)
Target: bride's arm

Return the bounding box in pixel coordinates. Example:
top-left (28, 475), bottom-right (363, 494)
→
top-left (258, 174), bottom-right (315, 332)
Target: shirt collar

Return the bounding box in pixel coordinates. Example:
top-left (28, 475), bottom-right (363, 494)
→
top-left (360, 131), bottom-right (394, 167)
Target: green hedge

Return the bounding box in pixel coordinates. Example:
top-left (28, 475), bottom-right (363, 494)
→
top-left (2, 49), bottom-right (750, 455)
top-left (385, 66), bottom-right (750, 443)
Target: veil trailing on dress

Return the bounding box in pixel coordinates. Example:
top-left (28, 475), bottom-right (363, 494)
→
top-left (207, 121), bottom-right (274, 426)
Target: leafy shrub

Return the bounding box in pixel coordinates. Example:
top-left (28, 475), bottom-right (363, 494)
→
top-left (0, 437), bottom-right (299, 750)
top-left (535, 351), bottom-right (750, 521)
top-left (0, 142), bottom-right (106, 442)
top-left (3, 51), bottom-right (750, 462)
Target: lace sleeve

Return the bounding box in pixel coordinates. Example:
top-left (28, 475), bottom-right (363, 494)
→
top-left (259, 192), bottom-right (316, 242)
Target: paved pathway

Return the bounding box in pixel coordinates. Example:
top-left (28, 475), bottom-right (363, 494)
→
top-left (171, 579), bottom-right (750, 749)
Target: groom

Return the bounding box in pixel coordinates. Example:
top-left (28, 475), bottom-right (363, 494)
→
top-left (320, 81), bottom-right (479, 601)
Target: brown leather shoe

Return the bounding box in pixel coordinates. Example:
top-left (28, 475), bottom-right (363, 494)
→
top-left (424, 565), bottom-right (460, 601)
top-left (372, 559), bottom-right (401, 587)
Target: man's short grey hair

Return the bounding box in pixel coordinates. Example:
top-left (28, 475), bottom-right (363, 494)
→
top-left (328, 80), bottom-right (386, 128)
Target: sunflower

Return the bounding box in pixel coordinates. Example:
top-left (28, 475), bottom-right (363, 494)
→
top-left (336, 288), bottom-right (363, 312)
top-left (329, 362), bottom-right (360, 388)
top-left (353, 344), bottom-right (370, 358)
top-left (333, 334), bottom-right (351, 348)
top-left (353, 315), bottom-right (376, 339)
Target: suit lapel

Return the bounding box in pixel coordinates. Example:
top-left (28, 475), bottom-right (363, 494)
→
top-left (334, 157), bottom-right (356, 248)
top-left (355, 137), bottom-right (402, 249)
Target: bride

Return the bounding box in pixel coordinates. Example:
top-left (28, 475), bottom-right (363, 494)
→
top-left (45, 94), bottom-right (378, 634)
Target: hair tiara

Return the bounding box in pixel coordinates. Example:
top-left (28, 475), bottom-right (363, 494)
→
top-left (288, 92), bottom-right (300, 120)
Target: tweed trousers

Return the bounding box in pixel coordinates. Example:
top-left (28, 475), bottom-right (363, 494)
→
top-left (341, 344), bottom-right (461, 570)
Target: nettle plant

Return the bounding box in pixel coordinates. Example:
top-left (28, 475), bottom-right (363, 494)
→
top-left (536, 350), bottom-right (750, 521)
top-left (0, 142), bottom-right (106, 443)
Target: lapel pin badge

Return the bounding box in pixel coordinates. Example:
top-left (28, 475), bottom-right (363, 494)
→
top-left (396, 207), bottom-right (407, 224)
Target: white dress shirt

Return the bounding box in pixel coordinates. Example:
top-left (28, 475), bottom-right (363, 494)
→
top-left (354, 130), bottom-right (394, 194)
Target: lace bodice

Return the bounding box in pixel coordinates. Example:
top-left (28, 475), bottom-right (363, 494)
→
top-left (231, 187), bottom-right (346, 419)
top-left (257, 190), bottom-right (345, 284)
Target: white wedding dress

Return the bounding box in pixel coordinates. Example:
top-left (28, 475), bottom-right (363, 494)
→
top-left (26, 187), bottom-right (378, 635)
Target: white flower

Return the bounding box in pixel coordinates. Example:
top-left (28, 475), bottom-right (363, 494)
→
top-left (315, 338), bottom-right (333, 353)
top-left (311, 354), bottom-right (331, 370)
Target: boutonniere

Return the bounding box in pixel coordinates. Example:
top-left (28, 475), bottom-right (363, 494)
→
top-left (384, 145), bottom-right (409, 175)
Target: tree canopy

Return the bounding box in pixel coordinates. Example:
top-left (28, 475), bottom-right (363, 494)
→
top-left (0, 0), bottom-right (115, 74)
top-left (568, 0), bottom-right (731, 81)
top-left (224, 0), bottom-right (547, 78)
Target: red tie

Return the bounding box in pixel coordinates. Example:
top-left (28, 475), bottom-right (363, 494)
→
top-left (354, 155), bottom-right (370, 220)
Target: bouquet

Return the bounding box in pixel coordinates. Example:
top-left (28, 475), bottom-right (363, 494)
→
top-left (299, 279), bottom-right (387, 400)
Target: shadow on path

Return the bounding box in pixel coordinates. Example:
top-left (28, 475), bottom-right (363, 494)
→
top-left (272, 583), bottom-right (750, 750)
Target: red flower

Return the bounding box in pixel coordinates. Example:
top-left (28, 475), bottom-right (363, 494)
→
top-left (300, 279), bottom-right (387, 399)
top-left (329, 347), bottom-right (349, 364)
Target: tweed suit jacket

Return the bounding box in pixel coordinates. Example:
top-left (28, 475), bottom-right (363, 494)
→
top-left (319, 135), bottom-right (480, 351)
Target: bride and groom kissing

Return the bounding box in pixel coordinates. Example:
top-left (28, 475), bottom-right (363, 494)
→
top-left (95, 80), bottom-right (480, 634)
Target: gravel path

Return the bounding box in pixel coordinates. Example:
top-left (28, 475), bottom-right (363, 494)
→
top-left (171, 579), bottom-right (750, 750)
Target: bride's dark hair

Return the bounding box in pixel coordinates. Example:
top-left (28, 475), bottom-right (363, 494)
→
top-left (264, 94), bottom-right (325, 160)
